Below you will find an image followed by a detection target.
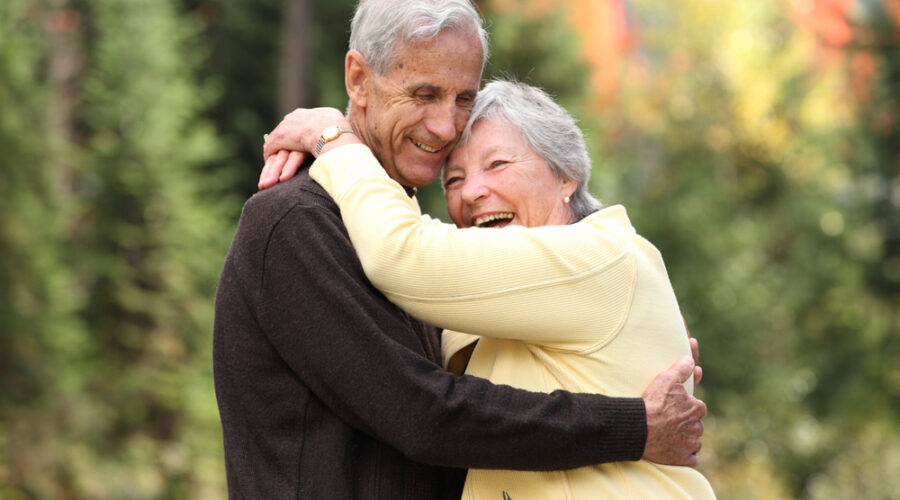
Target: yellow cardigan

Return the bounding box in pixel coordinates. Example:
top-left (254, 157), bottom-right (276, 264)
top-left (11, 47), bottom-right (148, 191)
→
top-left (310, 145), bottom-right (715, 499)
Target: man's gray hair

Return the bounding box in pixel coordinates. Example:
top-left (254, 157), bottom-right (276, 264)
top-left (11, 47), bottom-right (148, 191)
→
top-left (350, 0), bottom-right (489, 76)
top-left (458, 80), bottom-right (602, 220)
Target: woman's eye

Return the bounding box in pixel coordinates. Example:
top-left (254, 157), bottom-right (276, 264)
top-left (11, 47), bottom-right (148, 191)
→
top-left (489, 160), bottom-right (507, 169)
top-left (443, 177), bottom-right (461, 188)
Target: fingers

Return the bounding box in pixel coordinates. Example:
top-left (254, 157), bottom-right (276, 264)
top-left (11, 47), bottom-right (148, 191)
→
top-left (695, 397), bottom-right (708, 419)
top-left (689, 337), bottom-right (699, 364)
top-left (281, 151), bottom-right (307, 181)
top-left (686, 433), bottom-right (703, 468)
top-left (642, 356), bottom-right (692, 401)
top-left (682, 401), bottom-right (706, 440)
top-left (259, 154), bottom-right (274, 190)
top-left (681, 411), bottom-right (705, 468)
top-left (670, 356), bottom-right (695, 385)
top-left (259, 150), bottom-right (289, 190)
top-left (694, 364), bottom-right (703, 385)
top-left (263, 131), bottom-right (279, 160)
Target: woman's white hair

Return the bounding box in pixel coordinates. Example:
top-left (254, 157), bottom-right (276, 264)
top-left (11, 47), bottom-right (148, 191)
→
top-left (458, 79), bottom-right (602, 220)
top-left (349, 0), bottom-right (489, 76)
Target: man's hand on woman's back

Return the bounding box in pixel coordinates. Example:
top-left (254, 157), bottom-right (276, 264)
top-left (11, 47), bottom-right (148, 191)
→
top-left (641, 356), bottom-right (707, 468)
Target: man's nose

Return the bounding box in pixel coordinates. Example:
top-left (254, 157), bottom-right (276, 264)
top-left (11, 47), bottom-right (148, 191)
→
top-left (426, 100), bottom-right (462, 143)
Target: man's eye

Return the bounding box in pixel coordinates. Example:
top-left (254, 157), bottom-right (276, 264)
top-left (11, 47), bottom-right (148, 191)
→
top-left (417, 93), bottom-right (436, 101)
top-left (457, 96), bottom-right (474, 109)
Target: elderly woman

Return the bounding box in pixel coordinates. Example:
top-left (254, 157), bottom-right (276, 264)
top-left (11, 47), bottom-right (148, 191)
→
top-left (263, 80), bottom-right (714, 499)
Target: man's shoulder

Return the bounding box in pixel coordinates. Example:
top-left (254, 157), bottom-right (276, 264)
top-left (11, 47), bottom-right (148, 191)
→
top-left (243, 169), bottom-right (335, 219)
top-left (230, 170), bottom-right (344, 252)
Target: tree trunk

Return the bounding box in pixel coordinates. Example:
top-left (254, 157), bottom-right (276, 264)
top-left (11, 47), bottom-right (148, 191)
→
top-left (279, 0), bottom-right (312, 113)
top-left (45, 0), bottom-right (83, 199)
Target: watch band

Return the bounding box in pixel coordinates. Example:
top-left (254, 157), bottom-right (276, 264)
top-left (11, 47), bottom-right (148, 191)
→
top-left (315, 126), bottom-right (355, 156)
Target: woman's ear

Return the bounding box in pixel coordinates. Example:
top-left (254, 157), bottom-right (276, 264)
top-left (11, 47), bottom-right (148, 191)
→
top-left (561, 179), bottom-right (578, 200)
top-left (345, 50), bottom-right (369, 108)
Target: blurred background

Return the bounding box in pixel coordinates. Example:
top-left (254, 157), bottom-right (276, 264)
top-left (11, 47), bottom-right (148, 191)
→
top-left (1, 0), bottom-right (898, 498)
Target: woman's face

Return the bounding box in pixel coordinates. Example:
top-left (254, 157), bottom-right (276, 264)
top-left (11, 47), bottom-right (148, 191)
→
top-left (443, 119), bottom-right (576, 228)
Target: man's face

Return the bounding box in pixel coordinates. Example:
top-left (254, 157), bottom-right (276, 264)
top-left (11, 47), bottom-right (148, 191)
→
top-left (362, 30), bottom-right (483, 188)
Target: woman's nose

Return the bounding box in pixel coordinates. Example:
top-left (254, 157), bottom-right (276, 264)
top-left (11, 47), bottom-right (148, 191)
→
top-left (460, 177), bottom-right (489, 204)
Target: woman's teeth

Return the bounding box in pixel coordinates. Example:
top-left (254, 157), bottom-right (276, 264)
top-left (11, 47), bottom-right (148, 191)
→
top-left (474, 212), bottom-right (514, 227)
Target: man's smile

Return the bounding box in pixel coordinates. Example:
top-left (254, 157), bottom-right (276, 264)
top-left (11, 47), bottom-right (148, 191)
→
top-left (412, 138), bottom-right (441, 153)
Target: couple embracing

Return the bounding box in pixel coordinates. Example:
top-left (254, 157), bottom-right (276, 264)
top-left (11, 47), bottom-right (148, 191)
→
top-left (214, 0), bottom-right (714, 498)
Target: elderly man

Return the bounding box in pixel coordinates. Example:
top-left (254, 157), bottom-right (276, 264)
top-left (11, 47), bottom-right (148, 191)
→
top-left (213, 0), bottom-right (706, 498)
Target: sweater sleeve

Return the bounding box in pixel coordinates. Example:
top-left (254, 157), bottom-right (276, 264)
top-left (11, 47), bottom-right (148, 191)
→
top-left (309, 145), bottom-right (635, 349)
top-left (256, 196), bottom-right (647, 469)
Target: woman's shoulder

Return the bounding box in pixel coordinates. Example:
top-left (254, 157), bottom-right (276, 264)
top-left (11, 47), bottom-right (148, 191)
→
top-left (581, 204), bottom-right (634, 233)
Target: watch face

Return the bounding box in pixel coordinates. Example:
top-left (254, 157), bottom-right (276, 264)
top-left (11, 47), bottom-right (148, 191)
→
top-left (323, 126), bottom-right (341, 141)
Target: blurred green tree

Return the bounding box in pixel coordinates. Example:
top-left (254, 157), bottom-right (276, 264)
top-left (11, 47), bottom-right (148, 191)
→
top-left (2, 0), bottom-right (232, 496)
top-left (0, 2), bottom-right (88, 496)
top-left (186, 0), bottom-right (357, 200)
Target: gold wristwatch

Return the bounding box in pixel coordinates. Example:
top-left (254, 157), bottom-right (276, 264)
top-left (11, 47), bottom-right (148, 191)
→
top-left (315, 126), bottom-right (355, 156)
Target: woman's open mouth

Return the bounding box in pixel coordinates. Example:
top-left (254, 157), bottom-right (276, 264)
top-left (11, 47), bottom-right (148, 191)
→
top-left (473, 212), bottom-right (514, 228)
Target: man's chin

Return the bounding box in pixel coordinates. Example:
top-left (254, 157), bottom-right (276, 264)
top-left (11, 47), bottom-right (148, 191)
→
top-left (394, 163), bottom-right (444, 188)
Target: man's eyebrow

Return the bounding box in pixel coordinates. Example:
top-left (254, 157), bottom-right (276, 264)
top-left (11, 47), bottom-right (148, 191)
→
top-left (458, 88), bottom-right (477, 99)
top-left (405, 84), bottom-right (478, 98)
top-left (407, 84), bottom-right (440, 94)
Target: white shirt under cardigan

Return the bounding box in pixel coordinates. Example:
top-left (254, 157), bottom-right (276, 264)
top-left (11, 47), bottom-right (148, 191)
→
top-left (310, 144), bottom-right (715, 500)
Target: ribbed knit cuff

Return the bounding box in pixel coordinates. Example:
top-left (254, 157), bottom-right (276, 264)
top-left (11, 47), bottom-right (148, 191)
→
top-left (578, 394), bottom-right (647, 463)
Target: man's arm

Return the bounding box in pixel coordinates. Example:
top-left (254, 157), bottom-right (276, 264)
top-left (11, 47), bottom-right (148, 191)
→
top-left (254, 194), bottom-right (702, 468)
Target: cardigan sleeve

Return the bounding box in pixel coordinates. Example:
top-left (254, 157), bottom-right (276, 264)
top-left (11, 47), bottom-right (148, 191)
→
top-left (309, 144), bottom-right (635, 349)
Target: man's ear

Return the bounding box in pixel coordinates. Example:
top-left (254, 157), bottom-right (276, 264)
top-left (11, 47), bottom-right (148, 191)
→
top-left (345, 50), bottom-right (369, 108)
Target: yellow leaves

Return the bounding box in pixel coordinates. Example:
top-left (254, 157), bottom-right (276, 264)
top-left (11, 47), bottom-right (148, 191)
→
top-left (800, 71), bottom-right (854, 130)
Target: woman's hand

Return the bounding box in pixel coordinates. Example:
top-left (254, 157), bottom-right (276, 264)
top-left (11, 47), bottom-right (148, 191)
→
top-left (258, 107), bottom-right (357, 189)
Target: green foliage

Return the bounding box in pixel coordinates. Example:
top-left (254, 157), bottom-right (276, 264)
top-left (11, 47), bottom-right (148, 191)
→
top-left (2, 0), bottom-right (231, 497)
top-left (191, 0), bottom-right (358, 200)
top-left (0, 0), bottom-right (56, 407)
top-left (187, 0), bottom-right (284, 200)
top-left (0, 2), bottom-right (91, 496)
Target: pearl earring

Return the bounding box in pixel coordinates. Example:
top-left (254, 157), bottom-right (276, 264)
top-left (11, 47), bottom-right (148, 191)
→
top-left (563, 195), bottom-right (571, 204)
